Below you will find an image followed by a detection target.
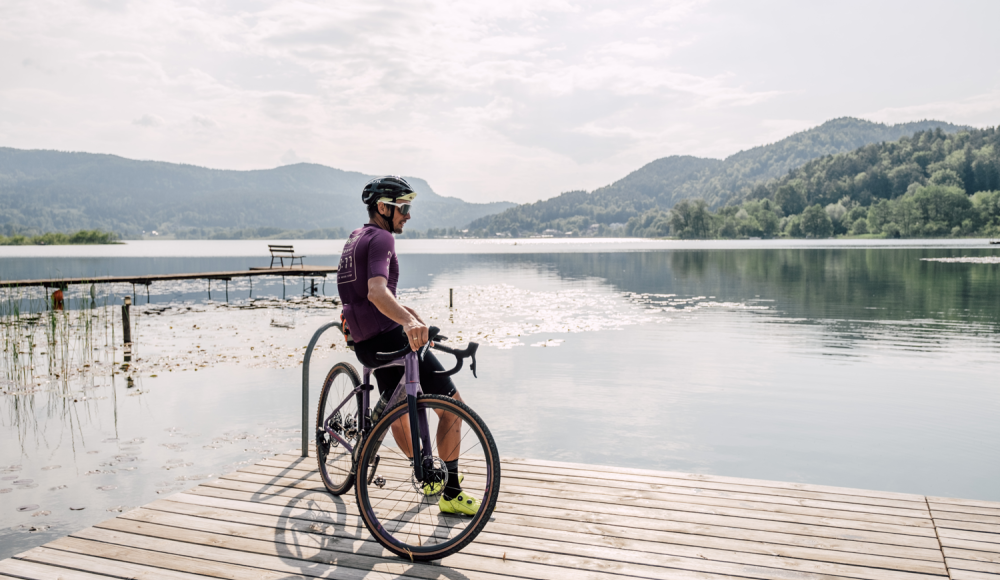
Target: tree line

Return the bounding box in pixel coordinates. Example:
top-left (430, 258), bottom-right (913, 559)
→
top-left (0, 229), bottom-right (119, 245)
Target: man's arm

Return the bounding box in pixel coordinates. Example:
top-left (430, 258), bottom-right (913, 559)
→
top-left (368, 277), bottom-right (429, 351)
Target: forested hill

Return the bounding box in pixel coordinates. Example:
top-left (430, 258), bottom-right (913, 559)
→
top-left (469, 118), bottom-right (966, 236)
top-left (0, 149), bottom-right (514, 238)
top-left (632, 125), bottom-right (1000, 240)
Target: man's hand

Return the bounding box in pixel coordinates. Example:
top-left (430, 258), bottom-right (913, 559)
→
top-left (404, 319), bottom-right (429, 351)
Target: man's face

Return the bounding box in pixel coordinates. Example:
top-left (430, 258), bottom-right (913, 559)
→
top-left (379, 202), bottom-right (411, 234)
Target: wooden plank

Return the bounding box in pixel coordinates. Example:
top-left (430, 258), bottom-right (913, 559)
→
top-left (937, 529), bottom-right (1000, 546)
top-left (269, 454), bottom-right (930, 514)
top-left (217, 469), bottom-right (939, 535)
top-left (57, 531), bottom-right (510, 580)
top-left (77, 519), bottom-right (753, 580)
top-left (940, 536), bottom-right (1000, 554)
top-left (928, 497), bottom-right (1000, 510)
top-left (301, 449), bottom-right (924, 503)
top-left (944, 547), bottom-right (1000, 565)
top-left (929, 502), bottom-right (1000, 519)
top-left (945, 558), bottom-right (1000, 574)
top-left (254, 459), bottom-right (934, 521)
top-left (934, 520), bottom-right (1000, 535)
top-left (199, 474), bottom-right (942, 546)
top-left (277, 452), bottom-right (930, 508)
top-left (236, 462), bottom-right (934, 531)
top-left (14, 546), bottom-right (214, 580)
top-left (949, 570), bottom-right (1000, 580)
top-left (191, 479), bottom-right (944, 553)
top-left (139, 495), bottom-right (947, 578)
top-left (161, 491), bottom-right (944, 563)
top-left (499, 456), bottom-right (926, 500)
top-left (259, 457), bottom-right (931, 515)
top-left (96, 511), bottom-right (945, 580)
top-left (45, 536), bottom-right (308, 580)
top-left (0, 557), bottom-right (119, 580)
top-left (932, 510), bottom-right (1000, 526)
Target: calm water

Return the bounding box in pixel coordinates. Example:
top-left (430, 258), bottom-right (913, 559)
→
top-left (1, 238), bottom-right (998, 559)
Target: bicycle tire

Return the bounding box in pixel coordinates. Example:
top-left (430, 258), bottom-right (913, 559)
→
top-left (316, 362), bottom-right (362, 495)
top-left (355, 394), bottom-right (500, 561)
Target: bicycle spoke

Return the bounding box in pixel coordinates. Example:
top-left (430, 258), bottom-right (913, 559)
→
top-left (316, 363), bottom-right (361, 495)
top-left (355, 395), bottom-right (499, 560)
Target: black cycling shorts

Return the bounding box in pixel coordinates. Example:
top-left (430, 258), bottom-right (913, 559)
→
top-left (354, 326), bottom-right (457, 398)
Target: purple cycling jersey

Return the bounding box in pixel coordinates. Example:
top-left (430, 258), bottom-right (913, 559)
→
top-left (337, 224), bottom-right (400, 343)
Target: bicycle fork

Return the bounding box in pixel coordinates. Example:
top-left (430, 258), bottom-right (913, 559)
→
top-left (404, 351), bottom-right (435, 482)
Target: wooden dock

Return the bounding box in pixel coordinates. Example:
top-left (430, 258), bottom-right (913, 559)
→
top-left (1, 450), bottom-right (997, 580)
top-left (0, 267), bottom-right (338, 289)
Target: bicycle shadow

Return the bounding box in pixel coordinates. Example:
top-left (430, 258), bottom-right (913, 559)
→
top-left (245, 456), bottom-right (484, 580)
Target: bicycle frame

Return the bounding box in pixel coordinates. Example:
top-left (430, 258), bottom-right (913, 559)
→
top-left (320, 351), bottom-right (434, 481)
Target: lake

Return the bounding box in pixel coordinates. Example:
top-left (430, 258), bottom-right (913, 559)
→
top-left (1, 238), bottom-right (998, 559)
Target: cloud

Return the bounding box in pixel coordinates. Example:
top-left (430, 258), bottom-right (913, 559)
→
top-left (132, 114), bottom-right (164, 127)
top-left (864, 91), bottom-right (1000, 128)
top-left (0, 0), bottom-right (997, 204)
top-left (279, 149), bottom-right (311, 165)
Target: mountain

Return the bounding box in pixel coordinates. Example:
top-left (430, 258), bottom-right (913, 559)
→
top-left (469, 118), bottom-right (968, 236)
top-left (0, 149), bottom-right (515, 237)
top-left (638, 124), bottom-right (1000, 239)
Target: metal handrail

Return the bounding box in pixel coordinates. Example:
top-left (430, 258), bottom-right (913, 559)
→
top-left (301, 320), bottom-right (342, 457)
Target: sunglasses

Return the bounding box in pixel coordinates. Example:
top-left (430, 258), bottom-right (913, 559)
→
top-left (381, 201), bottom-right (412, 216)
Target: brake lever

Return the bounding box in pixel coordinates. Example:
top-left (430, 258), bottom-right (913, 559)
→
top-left (468, 343), bottom-right (479, 378)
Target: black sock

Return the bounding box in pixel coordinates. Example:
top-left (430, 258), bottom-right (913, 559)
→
top-left (443, 459), bottom-right (461, 500)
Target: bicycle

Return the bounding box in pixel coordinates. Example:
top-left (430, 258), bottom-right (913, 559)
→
top-left (315, 325), bottom-right (501, 561)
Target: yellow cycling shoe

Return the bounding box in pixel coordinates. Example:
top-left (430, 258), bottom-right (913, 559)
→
top-left (422, 473), bottom-right (463, 496)
top-left (439, 491), bottom-right (480, 515)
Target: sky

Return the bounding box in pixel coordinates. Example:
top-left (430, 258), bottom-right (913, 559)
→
top-left (2, 0), bottom-right (999, 204)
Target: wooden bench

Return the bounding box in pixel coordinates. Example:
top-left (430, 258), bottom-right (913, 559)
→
top-left (268, 244), bottom-right (305, 268)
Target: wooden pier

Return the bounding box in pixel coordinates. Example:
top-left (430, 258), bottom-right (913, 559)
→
top-left (0, 267), bottom-right (338, 289)
top-left (1, 450), bottom-right (997, 580)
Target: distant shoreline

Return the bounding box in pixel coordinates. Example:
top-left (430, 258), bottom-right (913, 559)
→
top-left (0, 230), bottom-right (120, 246)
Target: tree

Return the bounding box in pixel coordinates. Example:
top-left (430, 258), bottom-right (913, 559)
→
top-left (774, 184), bottom-right (806, 215)
top-left (867, 199), bottom-right (892, 233)
top-left (668, 199), bottom-right (714, 238)
top-left (893, 198), bottom-right (920, 237)
top-left (910, 184), bottom-right (971, 227)
top-left (799, 205), bottom-right (833, 238)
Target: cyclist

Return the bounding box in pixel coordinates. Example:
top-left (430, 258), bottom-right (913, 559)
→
top-left (337, 175), bottom-right (479, 515)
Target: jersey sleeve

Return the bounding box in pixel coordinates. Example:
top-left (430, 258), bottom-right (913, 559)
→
top-left (366, 231), bottom-right (394, 281)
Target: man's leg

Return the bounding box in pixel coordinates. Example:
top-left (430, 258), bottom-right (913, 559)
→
top-left (435, 391), bottom-right (463, 463)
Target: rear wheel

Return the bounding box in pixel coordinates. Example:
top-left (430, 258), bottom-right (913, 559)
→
top-left (316, 362), bottom-right (362, 495)
top-left (355, 394), bottom-right (500, 561)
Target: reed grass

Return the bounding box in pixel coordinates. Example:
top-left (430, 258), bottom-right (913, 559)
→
top-left (1, 282), bottom-right (129, 438)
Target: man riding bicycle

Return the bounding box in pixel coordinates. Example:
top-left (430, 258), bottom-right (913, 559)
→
top-left (337, 176), bottom-right (479, 515)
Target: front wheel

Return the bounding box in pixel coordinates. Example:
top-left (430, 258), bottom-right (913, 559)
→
top-left (355, 394), bottom-right (500, 561)
top-left (316, 362), bottom-right (362, 495)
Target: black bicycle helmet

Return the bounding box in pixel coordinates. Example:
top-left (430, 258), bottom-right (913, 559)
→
top-left (362, 176), bottom-right (416, 206)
